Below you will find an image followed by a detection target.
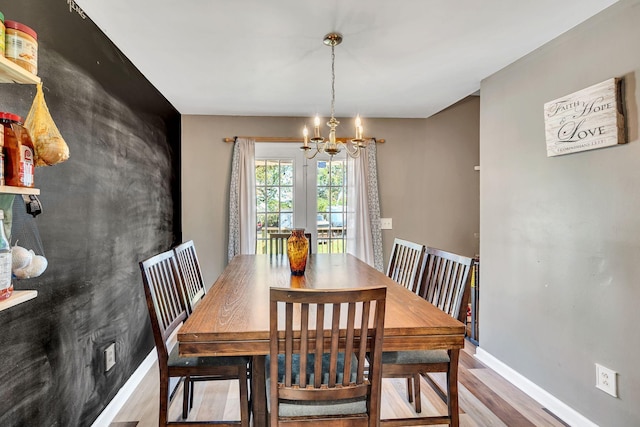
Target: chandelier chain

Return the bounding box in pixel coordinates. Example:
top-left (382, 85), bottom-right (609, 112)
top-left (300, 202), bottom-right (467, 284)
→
top-left (330, 43), bottom-right (336, 119)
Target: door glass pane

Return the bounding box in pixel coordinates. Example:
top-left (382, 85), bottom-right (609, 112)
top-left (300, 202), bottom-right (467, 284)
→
top-left (280, 187), bottom-right (293, 211)
top-left (256, 164), bottom-right (266, 185)
top-left (266, 161), bottom-right (279, 185)
top-left (281, 163), bottom-right (294, 186)
top-left (317, 161), bottom-right (329, 186)
top-left (317, 158), bottom-right (347, 254)
top-left (255, 158), bottom-right (295, 254)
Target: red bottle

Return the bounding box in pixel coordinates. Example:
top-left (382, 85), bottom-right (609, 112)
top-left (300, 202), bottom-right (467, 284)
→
top-left (0, 112), bottom-right (35, 188)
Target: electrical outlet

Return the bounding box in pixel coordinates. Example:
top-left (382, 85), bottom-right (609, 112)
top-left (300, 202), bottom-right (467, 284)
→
top-left (595, 363), bottom-right (617, 397)
top-left (105, 343), bottom-right (116, 372)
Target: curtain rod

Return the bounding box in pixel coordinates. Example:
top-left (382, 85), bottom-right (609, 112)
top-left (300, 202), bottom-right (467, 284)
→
top-left (223, 136), bottom-right (385, 143)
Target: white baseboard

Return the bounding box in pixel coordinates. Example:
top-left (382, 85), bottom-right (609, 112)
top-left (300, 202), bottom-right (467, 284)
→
top-left (474, 347), bottom-right (598, 427)
top-left (92, 350), bottom-right (157, 427)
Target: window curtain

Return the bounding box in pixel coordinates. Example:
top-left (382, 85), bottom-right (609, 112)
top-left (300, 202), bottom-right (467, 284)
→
top-left (228, 138), bottom-right (256, 261)
top-left (346, 140), bottom-right (384, 271)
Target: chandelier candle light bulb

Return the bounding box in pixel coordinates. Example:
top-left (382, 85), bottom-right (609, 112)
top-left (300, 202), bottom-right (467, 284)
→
top-left (312, 115), bottom-right (322, 140)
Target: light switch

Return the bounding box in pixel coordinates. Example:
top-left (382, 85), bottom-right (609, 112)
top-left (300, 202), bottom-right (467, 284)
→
top-left (380, 218), bottom-right (392, 230)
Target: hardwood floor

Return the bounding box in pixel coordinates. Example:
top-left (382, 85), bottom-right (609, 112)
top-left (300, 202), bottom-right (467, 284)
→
top-left (110, 340), bottom-right (568, 426)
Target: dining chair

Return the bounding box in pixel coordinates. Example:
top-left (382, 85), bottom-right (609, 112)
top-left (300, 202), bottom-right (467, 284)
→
top-left (269, 232), bottom-right (313, 255)
top-left (386, 238), bottom-right (426, 293)
top-left (139, 250), bottom-right (251, 426)
top-left (268, 286), bottom-right (387, 427)
top-left (380, 247), bottom-right (473, 426)
top-left (173, 240), bottom-right (205, 315)
top-left (174, 239), bottom-right (236, 417)
top-left (382, 238), bottom-right (426, 409)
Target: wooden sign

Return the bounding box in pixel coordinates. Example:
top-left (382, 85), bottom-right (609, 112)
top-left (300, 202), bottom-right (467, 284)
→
top-left (544, 78), bottom-right (625, 157)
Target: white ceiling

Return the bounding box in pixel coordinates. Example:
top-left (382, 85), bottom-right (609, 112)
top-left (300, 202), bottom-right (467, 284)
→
top-left (75, 0), bottom-right (617, 118)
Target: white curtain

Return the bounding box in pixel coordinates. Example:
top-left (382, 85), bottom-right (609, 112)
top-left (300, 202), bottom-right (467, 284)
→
top-left (346, 140), bottom-right (384, 271)
top-left (227, 138), bottom-right (256, 261)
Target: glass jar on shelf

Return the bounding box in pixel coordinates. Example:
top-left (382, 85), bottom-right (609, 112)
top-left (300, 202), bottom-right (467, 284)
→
top-left (0, 210), bottom-right (12, 300)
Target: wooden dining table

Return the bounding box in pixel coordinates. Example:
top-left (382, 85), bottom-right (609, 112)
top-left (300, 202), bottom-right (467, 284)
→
top-left (178, 253), bottom-right (465, 426)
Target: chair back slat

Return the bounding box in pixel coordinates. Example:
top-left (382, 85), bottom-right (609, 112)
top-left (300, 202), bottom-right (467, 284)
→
top-left (357, 300), bottom-right (371, 384)
top-left (418, 247), bottom-right (473, 322)
top-left (284, 301), bottom-right (294, 387)
top-left (328, 303), bottom-right (340, 388)
top-left (173, 240), bottom-right (206, 315)
top-left (269, 286), bottom-right (386, 422)
top-left (386, 238), bottom-right (426, 292)
top-left (343, 301), bottom-right (357, 385)
top-left (299, 303), bottom-right (309, 388)
top-left (139, 250), bottom-right (187, 362)
top-left (313, 302), bottom-right (325, 388)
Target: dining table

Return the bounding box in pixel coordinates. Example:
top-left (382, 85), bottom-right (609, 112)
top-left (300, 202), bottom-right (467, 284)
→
top-left (178, 253), bottom-right (466, 426)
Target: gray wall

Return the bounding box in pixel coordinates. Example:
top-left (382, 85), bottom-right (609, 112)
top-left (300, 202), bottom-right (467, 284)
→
top-left (182, 96), bottom-right (479, 286)
top-left (480, 0), bottom-right (640, 425)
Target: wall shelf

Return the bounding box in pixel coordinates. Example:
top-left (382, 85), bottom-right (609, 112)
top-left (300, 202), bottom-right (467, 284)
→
top-left (0, 55), bottom-right (41, 84)
top-left (0, 185), bottom-right (40, 195)
top-left (0, 290), bottom-right (38, 311)
top-left (0, 55), bottom-right (43, 312)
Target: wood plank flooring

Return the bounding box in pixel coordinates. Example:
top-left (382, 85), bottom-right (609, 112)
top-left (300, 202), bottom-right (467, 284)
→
top-left (110, 340), bottom-right (569, 426)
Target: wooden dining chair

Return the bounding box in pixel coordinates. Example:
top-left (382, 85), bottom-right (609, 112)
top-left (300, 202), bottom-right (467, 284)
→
top-left (140, 250), bottom-right (251, 427)
top-left (382, 238), bottom-right (426, 409)
top-left (269, 232), bottom-right (313, 255)
top-left (380, 247), bottom-right (473, 426)
top-left (386, 238), bottom-right (426, 293)
top-left (173, 240), bottom-right (206, 315)
top-left (174, 240), bottom-right (233, 417)
top-left (268, 286), bottom-right (387, 427)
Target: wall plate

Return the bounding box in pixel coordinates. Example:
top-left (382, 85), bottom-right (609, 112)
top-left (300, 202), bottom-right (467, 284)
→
top-left (595, 363), bottom-right (617, 397)
top-left (105, 343), bottom-right (116, 372)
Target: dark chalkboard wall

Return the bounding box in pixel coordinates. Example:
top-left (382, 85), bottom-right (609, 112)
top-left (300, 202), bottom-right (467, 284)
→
top-left (0, 2), bottom-right (180, 426)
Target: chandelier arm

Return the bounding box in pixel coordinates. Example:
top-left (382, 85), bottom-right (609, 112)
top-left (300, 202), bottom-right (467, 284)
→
top-left (304, 149), bottom-right (319, 160)
top-left (343, 141), bottom-right (362, 158)
top-left (302, 145), bottom-right (320, 160)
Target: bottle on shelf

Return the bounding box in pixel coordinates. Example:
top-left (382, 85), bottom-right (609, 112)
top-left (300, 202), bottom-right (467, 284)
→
top-left (0, 210), bottom-right (12, 300)
top-left (0, 112), bottom-right (35, 188)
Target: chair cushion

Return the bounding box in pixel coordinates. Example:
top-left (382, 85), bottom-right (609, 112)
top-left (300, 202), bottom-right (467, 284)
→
top-left (275, 396), bottom-right (367, 417)
top-left (167, 345), bottom-right (250, 368)
top-left (268, 352), bottom-right (359, 385)
top-left (266, 353), bottom-right (367, 417)
top-left (381, 349), bottom-right (450, 364)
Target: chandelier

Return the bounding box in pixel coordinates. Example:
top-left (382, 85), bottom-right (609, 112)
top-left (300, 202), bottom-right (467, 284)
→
top-left (301, 33), bottom-right (367, 159)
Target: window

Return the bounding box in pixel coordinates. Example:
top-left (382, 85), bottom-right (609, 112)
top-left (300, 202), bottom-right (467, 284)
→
top-left (255, 143), bottom-right (347, 254)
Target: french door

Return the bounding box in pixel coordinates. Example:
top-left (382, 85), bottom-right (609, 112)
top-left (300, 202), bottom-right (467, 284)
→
top-left (255, 143), bottom-right (347, 254)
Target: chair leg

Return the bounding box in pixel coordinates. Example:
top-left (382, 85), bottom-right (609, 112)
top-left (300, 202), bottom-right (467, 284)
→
top-left (406, 377), bottom-right (413, 403)
top-left (182, 376), bottom-right (190, 419)
top-left (159, 372), bottom-right (170, 426)
top-left (238, 365), bottom-right (250, 427)
top-left (190, 380), bottom-right (194, 410)
top-left (447, 350), bottom-right (460, 427)
top-left (413, 373), bottom-right (422, 413)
